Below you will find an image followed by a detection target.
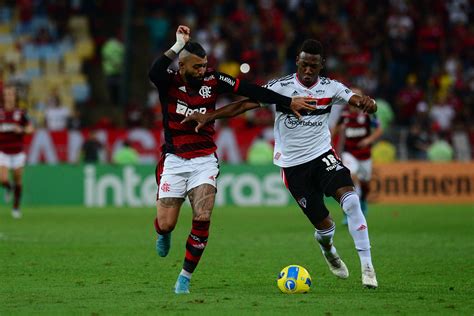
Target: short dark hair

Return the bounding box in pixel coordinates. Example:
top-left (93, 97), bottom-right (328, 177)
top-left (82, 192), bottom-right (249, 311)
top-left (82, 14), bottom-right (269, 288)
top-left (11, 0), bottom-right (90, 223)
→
top-left (300, 39), bottom-right (324, 56)
top-left (183, 41), bottom-right (206, 58)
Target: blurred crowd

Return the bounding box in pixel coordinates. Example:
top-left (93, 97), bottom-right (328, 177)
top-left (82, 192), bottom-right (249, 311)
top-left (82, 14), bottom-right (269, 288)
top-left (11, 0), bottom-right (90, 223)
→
top-left (0, 0), bottom-right (473, 161)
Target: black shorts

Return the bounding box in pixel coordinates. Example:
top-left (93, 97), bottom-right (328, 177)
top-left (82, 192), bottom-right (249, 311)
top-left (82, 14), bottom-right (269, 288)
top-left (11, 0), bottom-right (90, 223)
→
top-left (282, 149), bottom-right (354, 225)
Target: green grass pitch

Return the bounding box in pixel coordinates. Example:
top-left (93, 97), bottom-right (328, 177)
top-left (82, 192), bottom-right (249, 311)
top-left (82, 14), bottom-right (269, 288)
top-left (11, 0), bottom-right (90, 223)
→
top-left (1, 203), bottom-right (473, 315)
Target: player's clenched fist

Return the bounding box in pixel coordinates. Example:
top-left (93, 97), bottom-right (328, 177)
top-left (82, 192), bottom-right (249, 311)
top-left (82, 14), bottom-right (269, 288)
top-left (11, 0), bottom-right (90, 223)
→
top-left (171, 25), bottom-right (190, 53)
top-left (356, 95), bottom-right (377, 114)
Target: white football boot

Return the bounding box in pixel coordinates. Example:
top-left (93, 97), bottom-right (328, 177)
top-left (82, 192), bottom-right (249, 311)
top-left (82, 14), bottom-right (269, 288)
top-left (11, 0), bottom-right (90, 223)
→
top-left (362, 265), bottom-right (378, 289)
top-left (11, 209), bottom-right (22, 219)
top-left (322, 251), bottom-right (349, 279)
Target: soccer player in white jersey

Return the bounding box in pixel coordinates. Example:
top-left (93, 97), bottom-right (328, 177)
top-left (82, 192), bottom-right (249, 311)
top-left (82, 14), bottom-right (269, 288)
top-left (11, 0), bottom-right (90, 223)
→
top-left (182, 40), bottom-right (378, 288)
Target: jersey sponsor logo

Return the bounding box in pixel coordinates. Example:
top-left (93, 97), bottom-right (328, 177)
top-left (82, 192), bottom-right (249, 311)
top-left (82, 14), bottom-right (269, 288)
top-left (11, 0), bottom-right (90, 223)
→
top-left (218, 75), bottom-right (235, 86)
top-left (274, 152), bottom-right (281, 160)
top-left (0, 123), bottom-right (18, 132)
top-left (345, 127), bottom-right (367, 138)
top-left (204, 74), bottom-right (215, 81)
top-left (199, 85), bottom-right (212, 98)
top-left (291, 90), bottom-right (299, 96)
top-left (178, 86), bottom-right (186, 93)
top-left (280, 81), bottom-right (294, 87)
top-left (314, 89), bottom-right (325, 95)
top-left (176, 100), bottom-right (207, 117)
top-left (284, 116), bottom-right (322, 129)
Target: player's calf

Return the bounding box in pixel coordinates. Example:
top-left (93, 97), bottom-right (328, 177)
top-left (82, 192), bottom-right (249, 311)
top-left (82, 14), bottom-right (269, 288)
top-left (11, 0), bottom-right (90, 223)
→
top-left (154, 217), bottom-right (172, 257)
top-left (314, 222), bottom-right (349, 279)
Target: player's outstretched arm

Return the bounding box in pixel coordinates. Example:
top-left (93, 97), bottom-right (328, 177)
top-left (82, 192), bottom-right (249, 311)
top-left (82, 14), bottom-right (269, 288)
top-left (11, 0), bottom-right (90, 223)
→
top-left (348, 94), bottom-right (377, 114)
top-left (181, 98), bottom-right (260, 133)
top-left (148, 25), bottom-right (190, 83)
top-left (235, 81), bottom-right (315, 119)
top-left (358, 123), bottom-right (383, 148)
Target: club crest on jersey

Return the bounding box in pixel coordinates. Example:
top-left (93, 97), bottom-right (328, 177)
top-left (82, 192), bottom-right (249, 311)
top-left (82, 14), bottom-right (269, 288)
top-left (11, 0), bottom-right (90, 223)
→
top-left (161, 182), bottom-right (170, 192)
top-left (176, 99), bottom-right (207, 117)
top-left (13, 111), bottom-right (22, 121)
top-left (357, 114), bottom-right (366, 124)
top-left (199, 86), bottom-right (212, 98)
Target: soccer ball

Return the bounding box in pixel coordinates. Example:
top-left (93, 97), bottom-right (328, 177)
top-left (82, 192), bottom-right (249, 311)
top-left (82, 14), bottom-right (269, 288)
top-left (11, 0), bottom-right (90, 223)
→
top-left (277, 265), bottom-right (312, 294)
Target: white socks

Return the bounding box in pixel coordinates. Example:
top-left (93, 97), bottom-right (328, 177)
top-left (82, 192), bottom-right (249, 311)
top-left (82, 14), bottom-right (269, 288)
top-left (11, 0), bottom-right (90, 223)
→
top-left (340, 191), bottom-right (373, 269)
top-left (180, 269), bottom-right (192, 280)
top-left (315, 223), bottom-right (338, 257)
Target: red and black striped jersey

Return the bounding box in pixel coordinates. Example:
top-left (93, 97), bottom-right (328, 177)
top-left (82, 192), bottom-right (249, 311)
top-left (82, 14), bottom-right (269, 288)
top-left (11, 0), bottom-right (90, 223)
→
top-left (0, 108), bottom-right (29, 154)
top-left (339, 110), bottom-right (379, 160)
top-left (149, 55), bottom-right (292, 159)
top-left (150, 61), bottom-right (240, 158)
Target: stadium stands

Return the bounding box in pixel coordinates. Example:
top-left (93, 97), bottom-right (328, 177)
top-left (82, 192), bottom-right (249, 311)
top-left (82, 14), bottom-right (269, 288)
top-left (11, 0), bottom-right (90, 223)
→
top-left (0, 1), bottom-right (472, 160)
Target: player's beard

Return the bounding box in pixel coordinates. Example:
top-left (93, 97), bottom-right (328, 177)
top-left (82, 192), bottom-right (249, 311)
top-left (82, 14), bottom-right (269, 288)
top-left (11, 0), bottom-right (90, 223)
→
top-left (185, 73), bottom-right (204, 89)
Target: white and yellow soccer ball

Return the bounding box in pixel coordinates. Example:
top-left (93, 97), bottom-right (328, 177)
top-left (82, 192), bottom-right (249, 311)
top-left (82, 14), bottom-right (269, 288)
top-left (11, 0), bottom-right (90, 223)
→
top-left (277, 265), bottom-right (312, 294)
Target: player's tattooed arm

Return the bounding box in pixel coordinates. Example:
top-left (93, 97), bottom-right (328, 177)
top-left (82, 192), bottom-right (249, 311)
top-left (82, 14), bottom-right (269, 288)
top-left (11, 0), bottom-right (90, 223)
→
top-left (188, 184), bottom-right (216, 221)
top-left (181, 98), bottom-right (259, 132)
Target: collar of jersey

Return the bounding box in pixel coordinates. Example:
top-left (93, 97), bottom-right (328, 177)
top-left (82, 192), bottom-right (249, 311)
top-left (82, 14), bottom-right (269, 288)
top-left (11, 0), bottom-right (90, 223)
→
top-left (295, 74), bottom-right (320, 90)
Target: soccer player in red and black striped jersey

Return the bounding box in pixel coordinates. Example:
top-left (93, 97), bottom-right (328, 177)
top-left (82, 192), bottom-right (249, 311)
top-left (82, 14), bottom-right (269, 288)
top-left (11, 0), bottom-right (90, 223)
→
top-left (148, 25), bottom-right (315, 294)
top-left (0, 85), bottom-right (34, 218)
top-left (333, 87), bottom-right (383, 220)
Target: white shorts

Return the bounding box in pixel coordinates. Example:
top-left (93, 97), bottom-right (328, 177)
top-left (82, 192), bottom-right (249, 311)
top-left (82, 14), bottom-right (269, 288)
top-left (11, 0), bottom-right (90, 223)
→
top-left (156, 153), bottom-right (219, 199)
top-left (341, 152), bottom-right (372, 182)
top-left (0, 152), bottom-right (26, 169)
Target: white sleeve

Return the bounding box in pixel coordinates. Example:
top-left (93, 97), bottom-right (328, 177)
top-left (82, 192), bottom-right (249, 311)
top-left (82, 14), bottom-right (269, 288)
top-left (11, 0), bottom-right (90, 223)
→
top-left (333, 81), bottom-right (354, 105)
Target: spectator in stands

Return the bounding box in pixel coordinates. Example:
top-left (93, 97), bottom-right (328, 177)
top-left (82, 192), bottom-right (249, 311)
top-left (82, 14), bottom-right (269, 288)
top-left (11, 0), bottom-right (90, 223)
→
top-left (427, 132), bottom-right (454, 161)
top-left (146, 9), bottom-right (170, 54)
top-left (395, 74), bottom-right (424, 126)
top-left (101, 35), bottom-right (124, 106)
top-left (45, 92), bottom-right (70, 131)
top-left (247, 135), bottom-right (273, 165)
top-left (112, 140), bottom-right (139, 165)
top-left (429, 94), bottom-right (456, 132)
top-left (79, 131), bottom-right (103, 164)
top-left (67, 107), bottom-right (82, 130)
top-left (406, 122), bottom-right (431, 160)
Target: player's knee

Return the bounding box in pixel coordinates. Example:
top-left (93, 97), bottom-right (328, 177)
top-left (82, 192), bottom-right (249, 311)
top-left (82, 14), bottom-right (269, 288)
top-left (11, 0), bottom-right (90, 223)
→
top-left (158, 221), bottom-right (176, 234)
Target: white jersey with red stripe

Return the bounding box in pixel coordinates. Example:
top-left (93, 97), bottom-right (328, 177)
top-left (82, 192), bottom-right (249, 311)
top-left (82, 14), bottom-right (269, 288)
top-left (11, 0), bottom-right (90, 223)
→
top-left (264, 74), bottom-right (354, 168)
